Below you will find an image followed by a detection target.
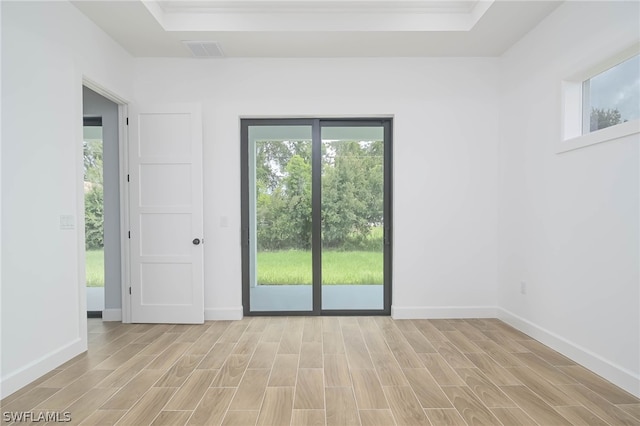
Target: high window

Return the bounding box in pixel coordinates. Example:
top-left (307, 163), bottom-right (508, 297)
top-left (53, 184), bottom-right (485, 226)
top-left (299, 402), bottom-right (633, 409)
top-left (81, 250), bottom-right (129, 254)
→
top-left (582, 54), bottom-right (639, 134)
top-left (561, 46), bottom-right (639, 152)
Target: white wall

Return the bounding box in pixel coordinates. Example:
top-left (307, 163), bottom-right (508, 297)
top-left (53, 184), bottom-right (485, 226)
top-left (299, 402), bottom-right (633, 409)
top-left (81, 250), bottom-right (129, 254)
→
top-left (1, 1), bottom-right (133, 397)
top-left (498, 2), bottom-right (640, 396)
top-left (132, 57), bottom-right (501, 320)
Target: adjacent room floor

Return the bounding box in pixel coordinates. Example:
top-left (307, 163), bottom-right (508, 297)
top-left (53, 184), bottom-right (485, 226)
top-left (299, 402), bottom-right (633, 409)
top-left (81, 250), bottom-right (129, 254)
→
top-left (1, 317), bottom-right (638, 425)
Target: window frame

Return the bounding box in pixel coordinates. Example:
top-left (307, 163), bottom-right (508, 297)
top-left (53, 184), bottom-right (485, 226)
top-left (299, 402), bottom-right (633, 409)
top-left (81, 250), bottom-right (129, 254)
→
top-left (559, 43), bottom-right (640, 153)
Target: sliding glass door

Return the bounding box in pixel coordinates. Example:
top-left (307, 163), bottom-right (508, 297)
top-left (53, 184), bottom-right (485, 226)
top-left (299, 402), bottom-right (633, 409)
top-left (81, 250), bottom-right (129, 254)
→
top-left (321, 125), bottom-right (386, 310)
top-left (245, 123), bottom-right (314, 312)
top-left (241, 119), bottom-right (392, 315)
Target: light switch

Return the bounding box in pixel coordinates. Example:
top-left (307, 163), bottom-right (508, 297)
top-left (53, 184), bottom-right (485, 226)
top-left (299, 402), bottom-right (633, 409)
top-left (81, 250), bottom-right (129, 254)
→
top-left (60, 215), bottom-right (75, 230)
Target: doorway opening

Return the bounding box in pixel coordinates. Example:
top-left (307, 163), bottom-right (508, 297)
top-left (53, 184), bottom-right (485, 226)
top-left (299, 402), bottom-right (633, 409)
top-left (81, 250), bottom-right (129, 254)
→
top-left (82, 86), bottom-right (122, 319)
top-left (83, 117), bottom-right (105, 317)
top-left (241, 118), bottom-right (393, 316)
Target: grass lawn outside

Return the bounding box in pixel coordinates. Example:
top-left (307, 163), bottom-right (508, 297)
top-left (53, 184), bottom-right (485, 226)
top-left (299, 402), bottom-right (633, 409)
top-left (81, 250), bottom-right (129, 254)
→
top-left (87, 249), bottom-right (382, 286)
top-left (257, 250), bottom-right (383, 285)
top-left (86, 249), bottom-right (104, 287)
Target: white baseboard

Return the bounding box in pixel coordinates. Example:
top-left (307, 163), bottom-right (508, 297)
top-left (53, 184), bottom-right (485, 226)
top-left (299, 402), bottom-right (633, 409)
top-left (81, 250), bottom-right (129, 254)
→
top-left (497, 308), bottom-right (640, 398)
top-left (205, 307), bottom-right (243, 321)
top-left (102, 309), bottom-right (122, 322)
top-left (0, 338), bottom-right (85, 400)
top-left (391, 305), bottom-right (497, 319)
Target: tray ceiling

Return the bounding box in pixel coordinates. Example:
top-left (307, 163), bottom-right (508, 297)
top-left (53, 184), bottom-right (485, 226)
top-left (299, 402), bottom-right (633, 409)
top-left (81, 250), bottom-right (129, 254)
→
top-left (72, 0), bottom-right (562, 57)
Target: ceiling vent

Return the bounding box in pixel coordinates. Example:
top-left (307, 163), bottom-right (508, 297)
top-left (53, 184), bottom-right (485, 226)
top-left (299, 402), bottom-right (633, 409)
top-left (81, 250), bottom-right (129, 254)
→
top-left (183, 41), bottom-right (225, 58)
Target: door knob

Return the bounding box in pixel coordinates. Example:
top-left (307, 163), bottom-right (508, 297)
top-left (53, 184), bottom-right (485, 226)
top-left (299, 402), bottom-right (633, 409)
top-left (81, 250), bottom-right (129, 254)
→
top-left (193, 238), bottom-right (201, 245)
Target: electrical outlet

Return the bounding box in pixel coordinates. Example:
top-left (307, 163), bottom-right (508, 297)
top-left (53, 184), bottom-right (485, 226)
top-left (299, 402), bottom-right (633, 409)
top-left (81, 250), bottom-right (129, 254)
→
top-left (520, 281), bottom-right (527, 295)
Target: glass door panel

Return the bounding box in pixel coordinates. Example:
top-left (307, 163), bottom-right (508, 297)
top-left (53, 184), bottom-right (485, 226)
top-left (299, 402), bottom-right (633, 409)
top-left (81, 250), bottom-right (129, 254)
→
top-left (84, 121), bottom-right (105, 314)
top-left (321, 126), bottom-right (385, 310)
top-left (248, 125), bottom-right (314, 312)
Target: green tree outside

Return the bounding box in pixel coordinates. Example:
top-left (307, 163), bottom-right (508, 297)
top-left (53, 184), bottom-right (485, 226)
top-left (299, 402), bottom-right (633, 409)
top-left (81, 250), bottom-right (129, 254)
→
top-left (254, 138), bottom-right (384, 252)
top-left (590, 107), bottom-right (622, 132)
top-left (84, 139), bottom-right (103, 250)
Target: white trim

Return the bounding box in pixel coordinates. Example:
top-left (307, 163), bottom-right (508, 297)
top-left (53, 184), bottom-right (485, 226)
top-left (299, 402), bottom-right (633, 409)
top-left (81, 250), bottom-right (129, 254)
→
top-left (558, 118), bottom-right (639, 153)
top-left (82, 77), bottom-right (129, 106)
top-left (81, 76), bottom-right (131, 323)
top-left (205, 307), bottom-right (243, 321)
top-left (0, 339), bottom-right (84, 399)
top-left (102, 309), bottom-right (122, 322)
top-left (118, 104), bottom-right (131, 323)
top-left (141, 0), bottom-right (166, 27)
top-left (151, 2), bottom-right (491, 32)
top-left (497, 308), bottom-right (640, 398)
top-left (76, 71), bottom-right (88, 357)
top-left (560, 80), bottom-right (583, 142)
top-left (391, 305), bottom-right (497, 319)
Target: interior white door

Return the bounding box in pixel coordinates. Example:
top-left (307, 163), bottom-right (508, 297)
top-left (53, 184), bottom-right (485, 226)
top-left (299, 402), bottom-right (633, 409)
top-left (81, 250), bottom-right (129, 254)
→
top-left (129, 104), bottom-right (204, 323)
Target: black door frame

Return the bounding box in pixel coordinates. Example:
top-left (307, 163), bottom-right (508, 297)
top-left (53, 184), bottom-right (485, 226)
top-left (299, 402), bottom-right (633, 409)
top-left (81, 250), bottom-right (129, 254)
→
top-left (241, 118), bottom-right (393, 316)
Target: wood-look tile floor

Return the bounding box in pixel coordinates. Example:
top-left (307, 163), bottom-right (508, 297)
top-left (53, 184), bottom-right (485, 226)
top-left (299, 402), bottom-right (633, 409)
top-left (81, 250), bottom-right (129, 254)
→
top-left (2, 317), bottom-right (639, 425)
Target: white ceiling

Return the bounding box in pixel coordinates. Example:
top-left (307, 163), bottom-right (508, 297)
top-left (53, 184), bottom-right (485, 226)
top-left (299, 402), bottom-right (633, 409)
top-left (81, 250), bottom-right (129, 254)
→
top-left (71, 0), bottom-right (562, 58)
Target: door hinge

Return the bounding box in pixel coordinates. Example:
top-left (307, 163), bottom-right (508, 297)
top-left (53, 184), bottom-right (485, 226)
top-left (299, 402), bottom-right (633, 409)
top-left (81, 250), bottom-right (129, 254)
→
top-left (129, 287), bottom-right (131, 295)
top-left (127, 174), bottom-right (130, 182)
top-left (128, 231), bottom-right (131, 239)
top-left (126, 117), bottom-right (129, 125)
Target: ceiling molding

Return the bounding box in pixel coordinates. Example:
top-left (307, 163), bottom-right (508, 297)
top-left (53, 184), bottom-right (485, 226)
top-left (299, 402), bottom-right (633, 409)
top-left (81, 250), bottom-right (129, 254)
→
top-left (145, 0), bottom-right (494, 32)
top-left (155, 1), bottom-right (481, 14)
top-left (142, 0), bottom-right (167, 26)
